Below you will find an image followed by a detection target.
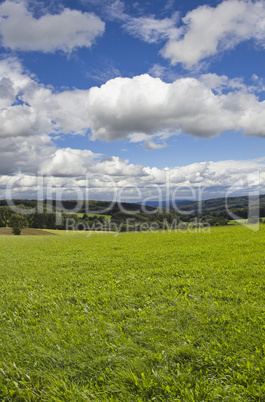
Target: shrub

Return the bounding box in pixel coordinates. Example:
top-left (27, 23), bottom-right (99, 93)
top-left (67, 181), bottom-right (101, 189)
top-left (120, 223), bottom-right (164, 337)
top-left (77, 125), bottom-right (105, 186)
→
top-left (9, 213), bottom-right (28, 235)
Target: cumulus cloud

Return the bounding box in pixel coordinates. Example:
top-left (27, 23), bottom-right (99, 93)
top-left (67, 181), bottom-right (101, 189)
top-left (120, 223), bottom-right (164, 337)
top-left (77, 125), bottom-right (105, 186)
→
top-left (162, 0), bottom-right (265, 68)
top-left (40, 148), bottom-right (100, 177)
top-left (87, 73), bottom-right (265, 141)
top-left (0, 0), bottom-right (105, 53)
top-left (3, 57), bottom-right (265, 143)
top-left (90, 156), bottom-right (145, 177)
top-left (0, 57), bottom-right (91, 138)
top-left (0, 65), bottom-right (264, 201)
top-left (0, 77), bottom-right (16, 108)
top-left (0, 134), bottom-right (56, 175)
top-left (0, 58), bottom-right (54, 137)
top-left (110, 0), bottom-right (265, 69)
top-left (2, 154), bottom-right (265, 201)
top-left (2, 58), bottom-right (265, 144)
top-left (199, 73), bottom-right (247, 93)
top-left (38, 89), bottom-right (90, 135)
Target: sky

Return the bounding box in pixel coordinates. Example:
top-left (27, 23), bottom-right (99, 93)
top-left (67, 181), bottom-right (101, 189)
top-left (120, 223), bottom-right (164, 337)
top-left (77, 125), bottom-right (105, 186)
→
top-left (1, 0), bottom-right (265, 203)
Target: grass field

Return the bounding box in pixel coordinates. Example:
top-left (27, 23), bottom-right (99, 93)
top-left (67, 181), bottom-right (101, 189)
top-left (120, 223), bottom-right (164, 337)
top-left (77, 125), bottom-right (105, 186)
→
top-left (0, 228), bottom-right (55, 236)
top-left (227, 219), bottom-right (248, 225)
top-left (0, 226), bottom-right (265, 400)
top-left (228, 218), bottom-right (265, 225)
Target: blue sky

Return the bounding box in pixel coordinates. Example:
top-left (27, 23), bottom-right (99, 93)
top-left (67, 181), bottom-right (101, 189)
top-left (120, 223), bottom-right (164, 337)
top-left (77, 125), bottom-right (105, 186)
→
top-left (1, 0), bottom-right (265, 202)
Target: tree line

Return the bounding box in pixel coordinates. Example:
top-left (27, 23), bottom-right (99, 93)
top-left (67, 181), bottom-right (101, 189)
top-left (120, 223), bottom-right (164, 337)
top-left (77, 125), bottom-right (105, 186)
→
top-left (0, 199), bottom-right (263, 234)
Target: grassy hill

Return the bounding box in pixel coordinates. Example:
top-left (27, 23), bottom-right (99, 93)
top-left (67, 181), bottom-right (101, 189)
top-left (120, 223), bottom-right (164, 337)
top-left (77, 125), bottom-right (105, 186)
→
top-left (1, 194), bottom-right (264, 231)
top-left (176, 194), bottom-right (264, 214)
top-left (0, 199), bottom-right (156, 215)
top-left (0, 226), bottom-right (265, 400)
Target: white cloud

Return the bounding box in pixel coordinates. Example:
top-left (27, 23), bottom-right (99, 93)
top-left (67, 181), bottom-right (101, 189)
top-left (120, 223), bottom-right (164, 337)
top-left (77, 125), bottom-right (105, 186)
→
top-left (0, 58), bottom-right (53, 138)
top-left (0, 134), bottom-right (56, 175)
top-left (107, 0), bottom-right (180, 43)
top-left (107, 0), bottom-right (265, 68)
top-left (148, 64), bottom-right (168, 79)
top-left (40, 148), bottom-right (100, 177)
top-left (0, 65), bottom-right (264, 201)
top-left (162, 0), bottom-right (265, 68)
top-left (43, 89), bottom-right (90, 135)
top-left (2, 58), bottom-right (265, 145)
top-left (107, 0), bottom-right (126, 21)
top-left (144, 140), bottom-right (167, 150)
top-left (123, 12), bottom-right (180, 43)
top-left (0, 0), bottom-right (105, 53)
top-left (0, 77), bottom-right (16, 108)
top-left (164, 0), bottom-right (176, 13)
top-left (199, 73), bottom-right (247, 93)
top-left (0, 104), bottom-right (50, 137)
top-left (85, 62), bottom-right (121, 83)
top-left (90, 156), bottom-right (145, 177)
top-left (87, 73), bottom-right (265, 141)
top-left (0, 58), bottom-right (91, 138)
top-left (148, 64), bottom-right (179, 82)
top-left (2, 154), bottom-right (265, 201)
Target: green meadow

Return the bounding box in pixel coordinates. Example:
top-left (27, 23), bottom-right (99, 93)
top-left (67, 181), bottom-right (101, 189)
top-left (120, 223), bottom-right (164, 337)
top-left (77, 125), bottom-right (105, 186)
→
top-left (0, 225), bottom-right (265, 401)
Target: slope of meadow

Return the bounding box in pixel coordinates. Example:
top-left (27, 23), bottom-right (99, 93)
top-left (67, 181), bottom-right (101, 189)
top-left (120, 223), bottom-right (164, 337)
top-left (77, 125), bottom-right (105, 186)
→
top-left (0, 226), bottom-right (265, 400)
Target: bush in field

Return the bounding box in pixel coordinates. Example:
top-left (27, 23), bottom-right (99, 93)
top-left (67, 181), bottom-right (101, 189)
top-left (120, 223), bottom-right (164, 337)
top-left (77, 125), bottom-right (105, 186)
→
top-left (12, 226), bottom-right (21, 235)
top-left (9, 213), bottom-right (28, 235)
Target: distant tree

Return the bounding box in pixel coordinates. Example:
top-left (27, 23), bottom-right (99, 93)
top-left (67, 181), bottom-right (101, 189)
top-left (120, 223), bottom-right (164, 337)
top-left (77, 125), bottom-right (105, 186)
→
top-left (0, 206), bottom-right (12, 227)
top-left (29, 213), bottom-right (47, 229)
top-left (9, 214), bottom-right (28, 235)
top-left (217, 217), bottom-right (228, 226)
top-left (204, 216), bottom-right (227, 226)
top-left (46, 213), bottom-right (56, 229)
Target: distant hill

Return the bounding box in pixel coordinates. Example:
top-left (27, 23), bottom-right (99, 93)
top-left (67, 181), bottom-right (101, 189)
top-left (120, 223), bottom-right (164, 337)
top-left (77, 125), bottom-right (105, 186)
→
top-left (1, 195), bottom-right (265, 230)
top-left (139, 200), bottom-right (194, 209)
top-left (0, 199), bottom-right (157, 215)
top-left (175, 195), bottom-right (264, 214)
top-left (1, 194), bottom-right (264, 219)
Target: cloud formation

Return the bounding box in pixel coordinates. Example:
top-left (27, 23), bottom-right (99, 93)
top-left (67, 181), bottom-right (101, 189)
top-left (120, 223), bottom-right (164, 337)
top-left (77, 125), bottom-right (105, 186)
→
top-left (0, 0), bottom-right (105, 53)
top-left (87, 73), bottom-right (265, 141)
top-left (124, 13), bottom-right (180, 43)
top-left (40, 148), bottom-right (100, 177)
top-left (2, 58), bottom-right (265, 144)
top-left (144, 141), bottom-right (167, 150)
top-left (0, 58), bottom-right (263, 201)
top-left (162, 0), bottom-right (265, 68)
top-left (111, 0), bottom-right (265, 69)
top-left (2, 153), bottom-right (265, 201)
top-left (107, 0), bottom-right (180, 43)
top-left (0, 58), bottom-right (90, 138)
top-left (0, 134), bottom-right (55, 175)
